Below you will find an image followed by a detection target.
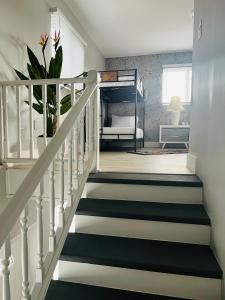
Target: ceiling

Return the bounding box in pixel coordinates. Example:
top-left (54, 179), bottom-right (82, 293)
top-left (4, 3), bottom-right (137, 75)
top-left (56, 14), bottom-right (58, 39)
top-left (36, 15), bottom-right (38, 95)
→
top-left (68, 0), bottom-right (194, 58)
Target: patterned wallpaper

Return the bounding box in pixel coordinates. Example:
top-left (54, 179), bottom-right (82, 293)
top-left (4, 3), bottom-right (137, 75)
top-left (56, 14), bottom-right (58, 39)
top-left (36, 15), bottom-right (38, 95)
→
top-left (105, 52), bottom-right (192, 142)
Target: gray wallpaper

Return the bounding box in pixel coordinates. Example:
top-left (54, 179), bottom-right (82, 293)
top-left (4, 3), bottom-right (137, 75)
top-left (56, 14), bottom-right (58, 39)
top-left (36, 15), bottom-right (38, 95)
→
top-left (105, 52), bottom-right (192, 142)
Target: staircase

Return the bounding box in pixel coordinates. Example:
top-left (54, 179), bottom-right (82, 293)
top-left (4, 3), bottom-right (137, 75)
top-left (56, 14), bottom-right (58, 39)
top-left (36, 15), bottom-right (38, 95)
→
top-left (45, 172), bottom-right (222, 300)
top-left (0, 71), bottom-right (223, 299)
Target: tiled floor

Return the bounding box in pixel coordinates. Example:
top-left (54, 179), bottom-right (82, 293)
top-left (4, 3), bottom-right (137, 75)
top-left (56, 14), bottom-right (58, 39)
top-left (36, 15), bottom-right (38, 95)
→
top-left (100, 150), bottom-right (192, 174)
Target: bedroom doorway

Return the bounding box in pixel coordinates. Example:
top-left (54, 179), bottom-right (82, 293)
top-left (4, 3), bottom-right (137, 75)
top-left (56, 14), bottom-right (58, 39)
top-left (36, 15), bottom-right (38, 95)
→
top-left (98, 67), bottom-right (192, 175)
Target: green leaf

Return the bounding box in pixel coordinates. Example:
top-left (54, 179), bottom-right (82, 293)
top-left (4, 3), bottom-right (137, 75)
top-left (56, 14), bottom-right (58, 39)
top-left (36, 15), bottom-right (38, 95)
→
top-left (54, 46), bottom-right (63, 78)
top-left (47, 117), bottom-right (54, 137)
top-left (27, 64), bottom-right (56, 105)
top-left (60, 101), bottom-right (71, 115)
top-left (33, 86), bottom-right (43, 102)
top-left (25, 101), bottom-right (43, 114)
top-left (14, 69), bottom-right (29, 81)
top-left (15, 69), bottom-right (42, 103)
top-left (48, 58), bottom-right (55, 78)
top-left (27, 46), bottom-right (46, 78)
top-left (27, 63), bottom-right (42, 80)
top-left (60, 94), bottom-right (71, 105)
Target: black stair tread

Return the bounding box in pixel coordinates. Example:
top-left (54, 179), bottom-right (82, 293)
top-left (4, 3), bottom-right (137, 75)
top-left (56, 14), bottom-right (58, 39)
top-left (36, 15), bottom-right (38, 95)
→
top-left (60, 233), bottom-right (222, 279)
top-left (45, 280), bottom-right (191, 300)
top-left (88, 172), bottom-right (203, 187)
top-left (77, 198), bottom-right (210, 225)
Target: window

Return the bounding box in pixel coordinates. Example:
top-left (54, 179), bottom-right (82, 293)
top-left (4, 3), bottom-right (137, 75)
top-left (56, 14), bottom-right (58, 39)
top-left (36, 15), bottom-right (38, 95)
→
top-left (162, 65), bottom-right (192, 104)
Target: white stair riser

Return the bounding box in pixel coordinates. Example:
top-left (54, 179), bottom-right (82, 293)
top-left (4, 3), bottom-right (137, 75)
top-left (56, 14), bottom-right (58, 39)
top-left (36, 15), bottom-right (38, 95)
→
top-left (86, 183), bottom-right (202, 204)
top-left (75, 215), bottom-right (210, 245)
top-left (58, 261), bottom-right (221, 300)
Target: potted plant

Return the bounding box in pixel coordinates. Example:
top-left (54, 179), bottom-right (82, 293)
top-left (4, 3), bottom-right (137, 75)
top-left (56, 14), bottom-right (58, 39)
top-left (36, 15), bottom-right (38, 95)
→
top-left (14, 32), bottom-right (85, 154)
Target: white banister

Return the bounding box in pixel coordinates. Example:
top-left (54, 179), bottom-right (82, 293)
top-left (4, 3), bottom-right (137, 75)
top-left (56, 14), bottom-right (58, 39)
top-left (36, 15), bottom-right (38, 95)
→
top-left (28, 85), bottom-right (34, 159)
top-left (79, 112), bottom-right (85, 175)
top-left (36, 180), bottom-right (44, 283)
top-left (0, 86), bottom-right (4, 163)
top-left (56, 83), bottom-right (61, 130)
top-left (73, 123), bottom-right (79, 189)
top-left (0, 238), bottom-right (11, 300)
top-left (20, 207), bottom-right (31, 300)
top-left (2, 86), bottom-right (8, 159)
top-left (59, 143), bottom-right (65, 228)
top-left (0, 70), bottom-right (99, 300)
top-left (42, 84), bottom-right (47, 148)
top-left (67, 130), bottom-right (73, 207)
top-left (0, 77), bottom-right (89, 87)
top-left (92, 79), bottom-right (100, 172)
top-left (16, 85), bottom-right (22, 157)
top-left (85, 100), bottom-right (90, 162)
top-left (49, 161), bottom-right (56, 252)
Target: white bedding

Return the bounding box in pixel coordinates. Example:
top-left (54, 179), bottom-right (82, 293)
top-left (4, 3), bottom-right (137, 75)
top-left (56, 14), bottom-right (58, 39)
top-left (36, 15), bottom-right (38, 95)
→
top-left (101, 127), bottom-right (143, 140)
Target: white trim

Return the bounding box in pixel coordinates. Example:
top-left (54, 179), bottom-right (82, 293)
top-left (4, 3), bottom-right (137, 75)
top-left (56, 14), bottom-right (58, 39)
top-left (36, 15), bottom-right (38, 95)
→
top-left (162, 63), bottom-right (192, 69)
top-left (49, 7), bottom-right (87, 47)
top-left (187, 153), bottom-right (197, 174)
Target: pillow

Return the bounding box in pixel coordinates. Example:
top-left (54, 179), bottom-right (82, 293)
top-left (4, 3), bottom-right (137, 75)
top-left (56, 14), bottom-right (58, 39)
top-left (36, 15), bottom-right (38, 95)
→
top-left (111, 115), bottom-right (138, 128)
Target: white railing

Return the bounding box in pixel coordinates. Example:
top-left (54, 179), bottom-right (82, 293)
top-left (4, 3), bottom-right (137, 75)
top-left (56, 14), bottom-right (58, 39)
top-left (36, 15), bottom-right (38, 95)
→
top-left (0, 70), bottom-right (100, 300)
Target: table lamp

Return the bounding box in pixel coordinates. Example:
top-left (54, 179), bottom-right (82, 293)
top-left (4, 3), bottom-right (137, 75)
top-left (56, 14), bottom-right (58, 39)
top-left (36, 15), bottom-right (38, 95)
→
top-left (167, 96), bottom-right (184, 125)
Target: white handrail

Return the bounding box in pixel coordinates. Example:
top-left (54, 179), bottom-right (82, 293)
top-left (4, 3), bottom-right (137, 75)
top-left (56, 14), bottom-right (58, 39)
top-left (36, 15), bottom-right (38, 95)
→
top-left (0, 77), bottom-right (89, 86)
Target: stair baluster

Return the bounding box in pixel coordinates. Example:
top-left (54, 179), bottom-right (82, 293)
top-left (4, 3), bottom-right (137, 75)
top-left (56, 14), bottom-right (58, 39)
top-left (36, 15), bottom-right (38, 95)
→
top-left (28, 84), bottom-right (34, 159)
top-left (49, 161), bottom-right (56, 252)
top-left (20, 207), bottom-right (31, 300)
top-left (59, 143), bottom-right (65, 228)
top-left (36, 180), bottom-right (44, 283)
top-left (16, 85), bottom-right (22, 158)
top-left (0, 238), bottom-right (11, 300)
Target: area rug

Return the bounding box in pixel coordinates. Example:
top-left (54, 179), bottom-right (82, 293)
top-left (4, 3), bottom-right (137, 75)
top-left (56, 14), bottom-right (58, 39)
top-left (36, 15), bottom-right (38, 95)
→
top-left (128, 149), bottom-right (188, 155)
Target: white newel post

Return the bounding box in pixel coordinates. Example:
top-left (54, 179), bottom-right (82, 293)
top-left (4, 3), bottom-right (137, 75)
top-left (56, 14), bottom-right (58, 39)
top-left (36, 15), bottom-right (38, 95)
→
top-left (91, 70), bottom-right (100, 173)
top-left (0, 86), bottom-right (4, 164)
top-left (0, 238), bottom-right (11, 300)
top-left (20, 208), bottom-right (31, 300)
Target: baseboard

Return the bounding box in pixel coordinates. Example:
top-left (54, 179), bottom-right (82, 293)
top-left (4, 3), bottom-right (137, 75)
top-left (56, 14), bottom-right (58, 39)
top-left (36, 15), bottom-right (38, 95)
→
top-left (144, 142), bottom-right (161, 148)
top-left (187, 153), bottom-right (197, 174)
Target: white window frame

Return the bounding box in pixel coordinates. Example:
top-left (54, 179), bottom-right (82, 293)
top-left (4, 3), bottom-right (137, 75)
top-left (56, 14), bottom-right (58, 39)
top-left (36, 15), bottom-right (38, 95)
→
top-left (162, 64), bottom-right (192, 105)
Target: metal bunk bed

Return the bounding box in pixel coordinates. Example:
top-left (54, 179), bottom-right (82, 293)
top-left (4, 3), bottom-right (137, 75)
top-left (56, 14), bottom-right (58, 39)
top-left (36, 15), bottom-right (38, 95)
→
top-left (99, 69), bottom-right (145, 152)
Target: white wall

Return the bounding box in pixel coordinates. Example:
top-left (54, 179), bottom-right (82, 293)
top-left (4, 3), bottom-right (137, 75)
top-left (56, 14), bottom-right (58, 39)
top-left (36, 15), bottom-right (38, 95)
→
top-left (0, 0), bottom-right (105, 151)
top-left (189, 0), bottom-right (225, 296)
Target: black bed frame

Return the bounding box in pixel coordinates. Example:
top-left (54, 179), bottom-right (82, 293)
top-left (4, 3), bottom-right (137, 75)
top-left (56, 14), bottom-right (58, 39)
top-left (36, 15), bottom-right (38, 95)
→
top-left (99, 69), bottom-right (145, 152)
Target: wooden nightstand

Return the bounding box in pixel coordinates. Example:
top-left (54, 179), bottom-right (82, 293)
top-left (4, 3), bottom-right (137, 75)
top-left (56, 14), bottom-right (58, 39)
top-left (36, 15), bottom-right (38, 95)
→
top-left (159, 125), bottom-right (190, 149)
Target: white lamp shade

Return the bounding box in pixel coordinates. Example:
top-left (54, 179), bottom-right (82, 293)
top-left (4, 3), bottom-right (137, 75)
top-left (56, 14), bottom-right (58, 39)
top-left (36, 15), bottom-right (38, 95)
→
top-left (167, 96), bottom-right (184, 112)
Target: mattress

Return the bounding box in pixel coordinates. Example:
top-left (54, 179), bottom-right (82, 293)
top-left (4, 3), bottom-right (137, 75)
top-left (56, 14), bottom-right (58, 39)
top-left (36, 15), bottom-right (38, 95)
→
top-left (101, 127), bottom-right (143, 140)
top-left (100, 81), bottom-right (135, 88)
